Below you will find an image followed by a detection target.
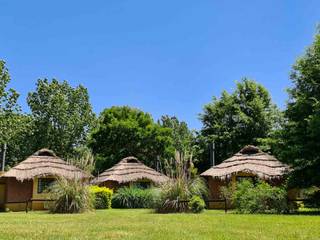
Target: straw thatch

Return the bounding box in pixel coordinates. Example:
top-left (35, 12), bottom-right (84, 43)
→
top-left (200, 145), bottom-right (291, 180)
top-left (2, 149), bottom-right (91, 181)
top-left (92, 156), bottom-right (169, 185)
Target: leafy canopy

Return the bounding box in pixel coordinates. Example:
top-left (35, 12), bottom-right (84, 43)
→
top-left (89, 106), bottom-right (174, 172)
top-left (198, 79), bottom-right (280, 169)
top-left (280, 31), bottom-right (320, 187)
top-left (159, 115), bottom-right (194, 154)
top-left (27, 79), bottom-right (95, 158)
top-left (0, 60), bottom-right (21, 145)
top-left (0, 60), bottom-right (32, 169)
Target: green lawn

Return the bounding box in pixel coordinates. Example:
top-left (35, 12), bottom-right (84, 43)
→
top-left (0, 209), bottom-right (319, 240)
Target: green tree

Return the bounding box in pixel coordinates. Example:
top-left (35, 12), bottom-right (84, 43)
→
top-left (0, 60), bottom-right (29, 170)
top-left (158, 115), bottom-right (197, 176)
top-left (5, 114), bottom-right (34, 168)
top-left (89, 106), bottom-right (174, 172)
top-left (158, 115), bottom-right (194, 153)
top-left (27, 79), bottom-right (95, 158)
top-left (280, 31), bottom-right (320, 188)
top-left (0, 60), bottom-right (21, 145)
top-left (198, 79), bottom-right (280, 170)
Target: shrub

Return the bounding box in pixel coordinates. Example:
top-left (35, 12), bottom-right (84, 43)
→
top-left (112, 186), bottom-right (159, 208)
top-left (49, 177), bottom-right (93, 213)
top-left (189, 195), bottom-right (205, 213)
top-left (155, 177), bottom-right (208, 213)
top-left (232, 180), bottom-right (288, 214)
top-left (90, 186), bottom-right (113, 209)
top-left (303, 187), bottom-right (320, 209)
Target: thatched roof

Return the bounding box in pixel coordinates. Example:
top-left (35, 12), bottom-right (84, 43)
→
top-left (92, 156), bottom-right (169, 185)
top-left (200, 145), bottom-right (291, 180)
top-left (2, 149), bottom-right (91, 181)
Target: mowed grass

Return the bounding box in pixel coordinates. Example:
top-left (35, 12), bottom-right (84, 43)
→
top-left (0, 209), bottom-right (319, 240)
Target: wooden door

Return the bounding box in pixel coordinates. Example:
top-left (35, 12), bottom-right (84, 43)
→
top-left (0, 183), bottom-right (5, 208)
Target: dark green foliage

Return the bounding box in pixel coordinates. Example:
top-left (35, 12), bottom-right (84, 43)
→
top-left (232, 180), bottom-right (289, 214)
top-left (112, 186), bottom-right (159, 209)
top-left (159, 116), bottom-right (200, 173)
top-left (3, 114), bottom-right (34, 168)
top-left (89, 106), bottom-right (174, 172)
top-left (280, 31), bottom-right (320, 188)
top-left (27, 79), bottom-right (95, 159)
top-left (49, 178), bottom-right (94, 214)
top-left (198, 79), bottom-right (281, 171)
top-left (159, 115), bottom-right (194, 154)
top-left (90, 186), bottom-right (113, 209)
top-left (188, 195), bottom-right (205, 213)
top-left (303, 187), bottom-right (320, 209)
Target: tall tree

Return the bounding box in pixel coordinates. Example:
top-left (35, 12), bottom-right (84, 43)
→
top-left (5, 114), bottom-right (34, 168)
top-left (158, 115), bottom-right (194, 154)
top-left (198, 79), bottom-right (280, 170)
top-left (281, 31), bottom-right (320, 187)
top-left (158, 115), bottom-right (198, 177)
top-left (0, 60), bottom-right (21, 145)
top-left (27, 79), bottom-right (95, 158)
top-left (89, 106), bottom-right (174, 172)
top-left (0, 60), bottom-right (27, 170)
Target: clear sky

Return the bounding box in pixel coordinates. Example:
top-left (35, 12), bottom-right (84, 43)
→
top-left (0, 1), bottom-right (319, 129)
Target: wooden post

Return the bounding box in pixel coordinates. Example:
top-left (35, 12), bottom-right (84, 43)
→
top-left (25, 200), bottom-right (28, 213)
top-left (1, 143), bottom-right (7, 172)
top-left (224, 198), bottom-right (227, 213)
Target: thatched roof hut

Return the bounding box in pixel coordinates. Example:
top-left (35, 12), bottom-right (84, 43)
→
top-left (2, 149), bottom-right (90, 181)
top-left (201, 145), bottom-right (291, 180)
top-left (92, 156), bottom-right (169, 185)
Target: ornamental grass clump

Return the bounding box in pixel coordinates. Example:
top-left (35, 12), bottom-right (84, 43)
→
top-left (112, 186), bottom-right (159, 208)
top-left (155, 176), bottom-right (207, 213)
top-left (49, 177), bottom-right (94, 213)
top-left (155, 151), bottom-right (208, 213)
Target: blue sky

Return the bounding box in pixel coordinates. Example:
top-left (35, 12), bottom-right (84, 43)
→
top-left (0, 1), bottom-right (319, 129)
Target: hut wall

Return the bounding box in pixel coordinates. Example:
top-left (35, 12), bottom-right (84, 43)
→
top-left (129, 179), bottom-right (153, 189)
top-left (206, 172), bottom-right (290, 209)
top-left (99, 179), bottom-right (154, 190)
top-left (207, 177), bottom-right (227, 209)
top-left (100, 181), bottom-right (133, 190)
top-left (0, 178), bottom-right (5, 209)
top-left (207, 172), bottom-right (257, 209)
top-left (31, 176), bottom-right (56, 210)
top-left (5, 178), bottom-right (33, 211)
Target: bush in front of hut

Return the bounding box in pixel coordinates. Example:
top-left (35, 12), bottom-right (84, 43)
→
top-left (232, 180), bottom-right (290, 214)
top-left (49, 177), bottom-right (94, 213)
top-left (154, 177), bottom-right (208, 213)
top-left (112, 186), bottom-right (159, 209)
top-left (90, 186), bottom-right (113, 209)
top-left (188, 195), bottom-right (205, 213)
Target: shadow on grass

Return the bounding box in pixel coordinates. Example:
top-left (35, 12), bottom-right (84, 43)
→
top-left (287, 209), bottom-right (320, 216)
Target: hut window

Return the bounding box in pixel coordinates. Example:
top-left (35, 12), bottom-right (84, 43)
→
top-left (134, 182), bottom-right (151, 189)
top-left (38, 178), bottom-right (55, 193)
top-left (236, 176), bottom-right (257, 184)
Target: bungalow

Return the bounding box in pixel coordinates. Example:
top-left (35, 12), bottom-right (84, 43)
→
top-left (200, 145), bottom-right (291, 209)
top-left (92, 156), bottom-right (169, 189)
top-left (0, 149), bottom-right (90, 211)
